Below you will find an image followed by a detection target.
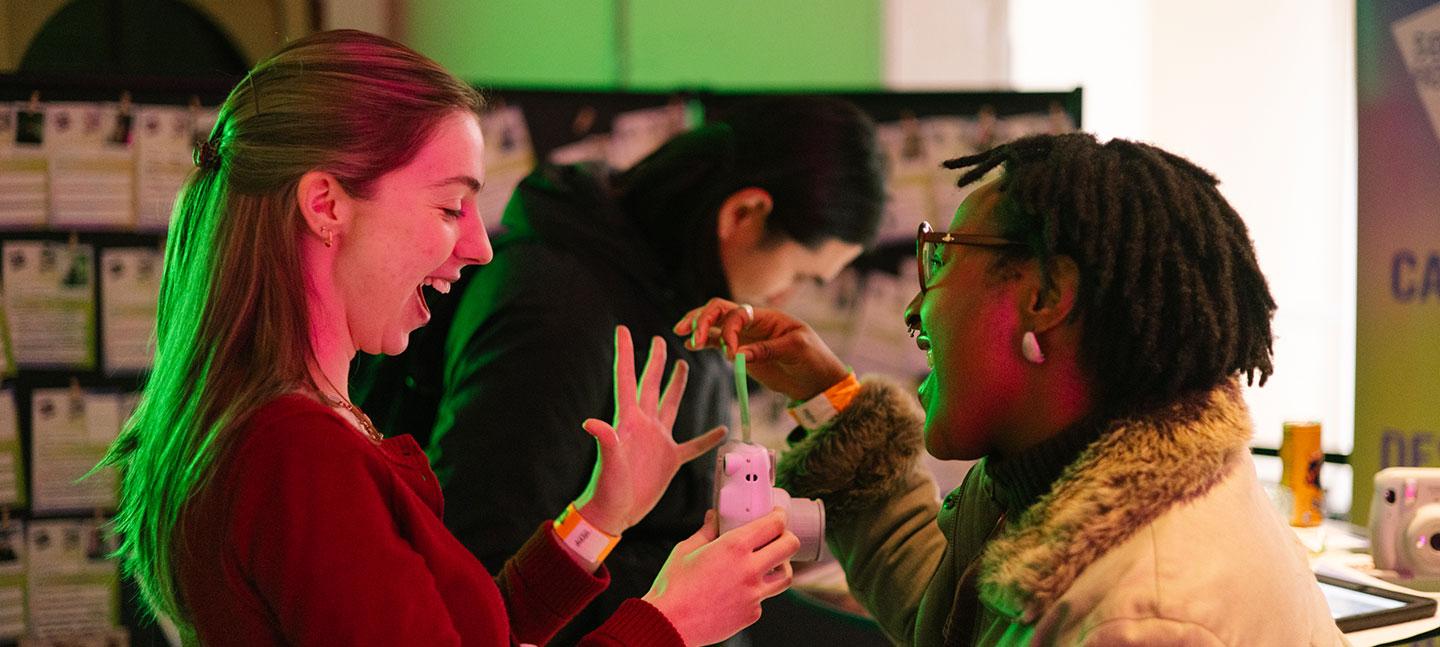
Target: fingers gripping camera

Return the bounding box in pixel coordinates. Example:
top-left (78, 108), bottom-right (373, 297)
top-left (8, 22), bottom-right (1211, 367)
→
top-left (1371, 468), bottom-right (1440, 577)
top-left (714, 442), bottom-right (826, 561)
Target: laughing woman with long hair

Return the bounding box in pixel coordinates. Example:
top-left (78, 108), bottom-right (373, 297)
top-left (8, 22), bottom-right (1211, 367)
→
top-left (100, 30), bottom-right (796, 646)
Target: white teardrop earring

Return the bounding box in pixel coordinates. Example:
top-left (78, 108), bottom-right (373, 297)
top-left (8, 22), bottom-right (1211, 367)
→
top-left (1021, 331), bottom-right (1045, 364)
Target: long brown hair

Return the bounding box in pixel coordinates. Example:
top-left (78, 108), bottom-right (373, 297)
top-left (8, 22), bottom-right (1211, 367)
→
top-left (98, 29), bottom-right (483, 629)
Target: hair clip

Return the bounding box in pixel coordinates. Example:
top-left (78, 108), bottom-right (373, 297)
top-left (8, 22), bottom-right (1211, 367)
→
top-left (194, 139), bottom-right (222, 171)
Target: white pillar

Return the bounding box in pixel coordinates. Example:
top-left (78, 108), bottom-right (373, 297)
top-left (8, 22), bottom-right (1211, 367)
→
top-left (883, 0), bottom-right (1011, 89)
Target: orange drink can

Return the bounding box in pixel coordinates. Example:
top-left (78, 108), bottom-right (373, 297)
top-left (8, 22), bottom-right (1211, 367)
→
top-left (1280, 421), bottom-right (1324, 527)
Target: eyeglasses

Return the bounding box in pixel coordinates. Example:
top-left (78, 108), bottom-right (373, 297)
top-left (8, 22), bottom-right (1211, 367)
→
top-left (916, 221), bottom-right (1028, 293)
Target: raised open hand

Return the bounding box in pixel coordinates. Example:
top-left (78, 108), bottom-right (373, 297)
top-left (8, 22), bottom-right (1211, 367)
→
top-left (573, 325), bottom-right (727, 536)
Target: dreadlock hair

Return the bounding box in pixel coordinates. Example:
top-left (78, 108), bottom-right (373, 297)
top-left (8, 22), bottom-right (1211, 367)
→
top-left (943, 132), bottom-right (1276, 413)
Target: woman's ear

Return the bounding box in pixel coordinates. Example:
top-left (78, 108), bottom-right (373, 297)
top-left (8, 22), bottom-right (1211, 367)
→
top-left (715, 187), bottom-right (774, 242)
top-left (296, 170), bottom-right (352, 242)
top-left (1022, 255), bottom-right (1081, 333)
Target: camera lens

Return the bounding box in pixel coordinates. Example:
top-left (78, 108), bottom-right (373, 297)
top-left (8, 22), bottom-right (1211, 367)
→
top-left (768, 488), bottom-right (826, 562)
top-left (785, 496), bottom-right (826, 562)
top-left (1387, 489), bottom-right (1397, 504)
top-left (1407, 505), bottom-right (1440, 574)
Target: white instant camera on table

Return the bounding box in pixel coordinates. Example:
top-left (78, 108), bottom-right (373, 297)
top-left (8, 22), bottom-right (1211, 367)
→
top-left (1371, 467), bottom-right (1440, 578)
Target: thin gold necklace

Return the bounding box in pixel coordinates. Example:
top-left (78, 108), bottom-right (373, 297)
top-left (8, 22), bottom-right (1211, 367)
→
top-left (321, 393), bottom-right (383, 443)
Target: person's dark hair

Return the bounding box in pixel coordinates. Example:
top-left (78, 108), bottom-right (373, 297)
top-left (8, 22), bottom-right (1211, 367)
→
top-left (616, 95), bottom-right (886, 251)
top-left (944, 133), bottom-right (1276, 411)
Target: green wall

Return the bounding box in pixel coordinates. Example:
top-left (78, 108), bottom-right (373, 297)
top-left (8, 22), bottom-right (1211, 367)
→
top-left (624, 0), bottom-right (882, 90)
top-left (405, 2), bottom-right (621, 88)
top-left (404, 0), bottom-right (883, 90)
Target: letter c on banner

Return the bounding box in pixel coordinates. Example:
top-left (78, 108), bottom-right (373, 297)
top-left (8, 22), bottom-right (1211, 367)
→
top-left (1393, 250), bottom-right (1417, 302)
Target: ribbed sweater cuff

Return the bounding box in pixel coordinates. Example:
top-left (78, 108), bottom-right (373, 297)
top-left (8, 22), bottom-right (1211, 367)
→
top-left (586, 598), bottom-right (684, 647)
top-left (511, 522), bottom-right (611, 614)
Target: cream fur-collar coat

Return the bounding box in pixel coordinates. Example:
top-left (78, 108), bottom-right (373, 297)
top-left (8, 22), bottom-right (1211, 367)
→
top-left (778, 379), bottom-right (1345, 646)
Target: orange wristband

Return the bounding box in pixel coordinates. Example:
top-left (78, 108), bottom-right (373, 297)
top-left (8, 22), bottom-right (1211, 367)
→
top-left (554, 503), bottom-right (620, 565)
top-left (787, 372), bottom-right (860, 430)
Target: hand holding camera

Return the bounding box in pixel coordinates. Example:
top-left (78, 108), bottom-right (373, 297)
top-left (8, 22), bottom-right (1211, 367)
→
top-left (643, 509), bottom-right (799, 646)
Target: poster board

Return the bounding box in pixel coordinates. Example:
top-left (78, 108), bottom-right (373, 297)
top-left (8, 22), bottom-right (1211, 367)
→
top-left (1352, 0), bottom-right (1440, 523)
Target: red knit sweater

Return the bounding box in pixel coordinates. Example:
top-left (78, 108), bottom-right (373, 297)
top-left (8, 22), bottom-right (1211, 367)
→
top-left (175, 394), bottom-right (682, 646)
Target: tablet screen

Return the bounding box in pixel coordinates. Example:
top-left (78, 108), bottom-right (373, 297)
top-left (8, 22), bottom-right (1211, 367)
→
top-left (1321, 581), bottom-right (1407, 618)
top-left (1317, 574), bottom-right (1438, 633)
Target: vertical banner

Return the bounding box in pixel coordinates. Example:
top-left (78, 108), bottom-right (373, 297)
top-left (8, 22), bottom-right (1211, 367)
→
top-left (1353, 0), bottom-right (1440, 523)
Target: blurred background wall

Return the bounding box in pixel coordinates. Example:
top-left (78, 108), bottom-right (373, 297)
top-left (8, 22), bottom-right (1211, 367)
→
top-left (0, 0), bottom-right (1359, 505)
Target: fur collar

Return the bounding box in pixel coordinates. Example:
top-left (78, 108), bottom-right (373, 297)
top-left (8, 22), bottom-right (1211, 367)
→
top-left (776, 377), bottom-right (927, 519)
top-left (977, 381), bottom-right (1254, 622)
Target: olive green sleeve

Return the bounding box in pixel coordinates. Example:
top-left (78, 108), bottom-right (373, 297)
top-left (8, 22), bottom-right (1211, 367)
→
top-left (777, 378), bottom-right (945, 644)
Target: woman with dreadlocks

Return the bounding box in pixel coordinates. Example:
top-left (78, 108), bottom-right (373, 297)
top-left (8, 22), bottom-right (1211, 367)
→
top-left (677, 133), bottom-right (1343, 644)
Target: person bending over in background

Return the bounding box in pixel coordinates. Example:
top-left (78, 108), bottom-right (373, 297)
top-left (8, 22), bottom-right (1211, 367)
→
top-left (355, 95), bottom-right (885, 642)
top-left (679, 132), bottom-right (1345, 645)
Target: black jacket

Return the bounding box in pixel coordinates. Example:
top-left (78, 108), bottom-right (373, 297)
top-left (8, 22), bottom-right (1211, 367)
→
top-left (355, 163), bottom-right (732, 644)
